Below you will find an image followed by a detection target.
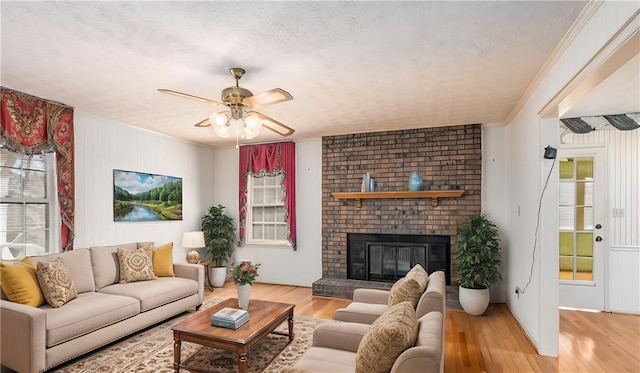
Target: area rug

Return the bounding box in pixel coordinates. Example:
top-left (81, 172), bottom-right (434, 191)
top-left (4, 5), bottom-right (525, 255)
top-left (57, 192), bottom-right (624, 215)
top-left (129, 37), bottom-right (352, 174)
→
top-left (54, 298), bottom-right (330, 373)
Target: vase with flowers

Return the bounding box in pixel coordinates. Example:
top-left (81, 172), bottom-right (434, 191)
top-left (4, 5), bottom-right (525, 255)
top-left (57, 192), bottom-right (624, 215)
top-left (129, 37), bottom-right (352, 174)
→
top-left (231, 261), bottom-right (261, 309)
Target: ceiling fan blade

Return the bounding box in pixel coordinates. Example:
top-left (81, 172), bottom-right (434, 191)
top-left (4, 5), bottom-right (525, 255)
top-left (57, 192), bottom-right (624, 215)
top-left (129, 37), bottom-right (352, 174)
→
top-left (158, 89), bottom-right (224, 106)
top-left (255, 112), bottom-right (295, 136)
top-left (243, 88), bottom-right (292, 108)
top-left (194, 118), bottom-right (211, 127)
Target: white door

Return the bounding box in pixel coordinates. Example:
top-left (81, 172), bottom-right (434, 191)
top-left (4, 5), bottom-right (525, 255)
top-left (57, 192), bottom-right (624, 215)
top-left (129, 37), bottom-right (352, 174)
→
top-left (558, 147), bottom-right (606, 310)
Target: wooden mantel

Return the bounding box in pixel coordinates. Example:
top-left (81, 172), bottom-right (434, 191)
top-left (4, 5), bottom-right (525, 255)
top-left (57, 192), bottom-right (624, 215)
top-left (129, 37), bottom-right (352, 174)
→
top-left (332, 190), bottom-right (465, 208)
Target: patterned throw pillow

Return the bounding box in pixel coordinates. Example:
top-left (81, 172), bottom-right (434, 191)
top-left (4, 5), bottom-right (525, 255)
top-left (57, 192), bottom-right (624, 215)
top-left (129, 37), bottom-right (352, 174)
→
top-left (405, 264), bottom-right (428, 290)
top-left (355, 301), bottom-right (418, 373)
top-left (388, 277), bottom-right (423, 308)
top-left (36, 257), bottom-right (78, 308)
top-left (117, 247), bottom-right (157, 283)
top-left (0, 257), bottom-right (45, 307)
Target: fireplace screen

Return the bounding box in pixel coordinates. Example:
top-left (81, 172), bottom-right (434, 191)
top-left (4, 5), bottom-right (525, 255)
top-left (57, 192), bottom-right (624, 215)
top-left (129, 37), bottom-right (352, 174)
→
top-left (347, 233), bottom-right (450, 284)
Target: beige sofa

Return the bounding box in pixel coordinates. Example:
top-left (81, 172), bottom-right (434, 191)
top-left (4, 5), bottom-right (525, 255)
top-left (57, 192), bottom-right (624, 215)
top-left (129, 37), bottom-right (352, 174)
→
top-left (0, 242), bottom-right (204, 373)
top-left (283, 270), bottom-right (446, 373)
top-left (334, 271), bottom-right (446, 324)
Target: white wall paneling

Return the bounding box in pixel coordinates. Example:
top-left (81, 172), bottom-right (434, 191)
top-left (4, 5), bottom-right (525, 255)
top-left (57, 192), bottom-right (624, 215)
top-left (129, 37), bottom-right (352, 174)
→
top-left (211, 139), bottom-right (323, 287)
top-left (74, 110), bottom-right (216, 263)
top-left (609, 246), bottom-right (640, 314)
top-left (504, 1), bottom-right (639, 355)
top-left (482, 125), bottom-right (508, 303)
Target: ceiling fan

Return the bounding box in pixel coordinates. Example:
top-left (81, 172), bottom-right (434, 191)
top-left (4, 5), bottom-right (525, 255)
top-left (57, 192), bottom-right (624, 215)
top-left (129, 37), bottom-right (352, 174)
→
top-left (158, 67), bottom-right (294, 139)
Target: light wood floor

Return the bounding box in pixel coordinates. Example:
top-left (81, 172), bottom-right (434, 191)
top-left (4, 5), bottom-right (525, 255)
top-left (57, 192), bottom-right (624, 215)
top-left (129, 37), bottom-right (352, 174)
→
top-left (206, 282), bottom-right (640, 373)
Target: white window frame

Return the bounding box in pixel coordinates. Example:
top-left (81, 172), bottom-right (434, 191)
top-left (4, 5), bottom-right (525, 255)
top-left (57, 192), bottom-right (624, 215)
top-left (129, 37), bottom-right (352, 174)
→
top-left (244, 173), bottom-right (291, 247)
top-left (0, 149), bottom-right (60, 260)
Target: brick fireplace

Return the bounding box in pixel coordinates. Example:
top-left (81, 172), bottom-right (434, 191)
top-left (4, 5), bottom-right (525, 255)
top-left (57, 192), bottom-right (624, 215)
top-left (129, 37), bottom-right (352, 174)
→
top-left (315, 124), bottom-right (481, 299)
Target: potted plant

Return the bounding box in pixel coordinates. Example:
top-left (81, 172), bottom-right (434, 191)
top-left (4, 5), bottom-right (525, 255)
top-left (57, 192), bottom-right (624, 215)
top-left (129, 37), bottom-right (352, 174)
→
top-left (456, 214), bottom-right (501, 316)
top-left (201, 204), bottom-right (236, 287)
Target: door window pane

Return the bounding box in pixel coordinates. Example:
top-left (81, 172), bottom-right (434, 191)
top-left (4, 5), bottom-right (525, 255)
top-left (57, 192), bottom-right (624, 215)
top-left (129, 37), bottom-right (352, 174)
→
top-left (576, 157), bottom-right (593, 180)
top-left (559, 158), bottom-right (574, 179)
top-left (576, 233), bottom-right (593, 257)
top-left (559, 232), bottom-right (573, 256)
top-left (559, 256), bottom-right (574, 279)
top-left (576, 207), bottom-right (593, 230)
top-left (559, 207), bottom-right (575, 230)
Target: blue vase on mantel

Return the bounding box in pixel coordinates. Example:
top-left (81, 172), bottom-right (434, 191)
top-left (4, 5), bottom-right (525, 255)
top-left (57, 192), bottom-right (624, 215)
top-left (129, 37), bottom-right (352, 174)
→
top-left (408, 172), bottom-right (423, 191)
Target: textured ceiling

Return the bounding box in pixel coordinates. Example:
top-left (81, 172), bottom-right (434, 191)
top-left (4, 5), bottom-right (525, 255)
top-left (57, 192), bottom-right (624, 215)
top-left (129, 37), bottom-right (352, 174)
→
top-left (1, 1), bottom-right (589, 147)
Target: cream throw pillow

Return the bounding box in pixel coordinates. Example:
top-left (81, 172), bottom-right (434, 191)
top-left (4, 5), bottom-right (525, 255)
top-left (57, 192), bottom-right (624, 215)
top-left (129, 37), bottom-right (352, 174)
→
top-left (36, 257), bottom-right (78, 308)
top-left (355, 301), bottom-right (418, 373)
top-left (117, 247), bottom-right (157, 283)
top-left (388, 277), bottom-right (423, 308)
top-left (151, 242), bottom-right (175, 277)
top-left (405, 264), bottom-right (428, 290)
top-left (0, 257), bottom-right (45, 307)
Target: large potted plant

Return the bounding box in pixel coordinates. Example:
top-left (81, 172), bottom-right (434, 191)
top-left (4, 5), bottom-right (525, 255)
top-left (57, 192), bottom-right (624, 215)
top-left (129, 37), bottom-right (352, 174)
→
top-left (456, 214), bottom-right (501, 316)
top-left (201, 205), bottom-right (236, 287)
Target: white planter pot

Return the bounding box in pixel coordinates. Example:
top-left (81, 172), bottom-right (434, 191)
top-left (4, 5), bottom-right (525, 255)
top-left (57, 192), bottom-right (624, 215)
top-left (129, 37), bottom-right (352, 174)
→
top-left (210, 267), bottom-right (227, 288)
top-left (458, 286), bottom-right (490, 316)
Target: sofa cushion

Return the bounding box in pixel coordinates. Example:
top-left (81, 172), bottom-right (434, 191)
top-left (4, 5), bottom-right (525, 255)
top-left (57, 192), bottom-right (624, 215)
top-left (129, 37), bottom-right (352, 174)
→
top-left (43, 292), bottom-right (139, 347)
top-left (90, 243), bottom-right (137, 290)
top-left (288, 347), bottom-right (357, 373)
top-left (0, 257), bottom-right (45, 307)
top-left (36, 257), bottom-right (78, 308)
top-left (333, 303), bottom-right (389, 324)
top-left (388, 277), bottom-right (423, 308)
top-left (355, 301), bottom-right (418, 373)
top-left (152, 242), bottom-right (175, 277)
top-left (32, 249), bottom-right (95, 293)
top-left (117, 246), bottom-right (157, 283)
top-left (99, 277), bottom-right (197, 312)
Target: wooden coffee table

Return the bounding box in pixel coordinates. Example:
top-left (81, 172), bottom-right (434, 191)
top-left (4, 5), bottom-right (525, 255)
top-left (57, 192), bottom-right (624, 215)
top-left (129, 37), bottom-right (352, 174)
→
top-left (172, 298), bottom-right (295, 373)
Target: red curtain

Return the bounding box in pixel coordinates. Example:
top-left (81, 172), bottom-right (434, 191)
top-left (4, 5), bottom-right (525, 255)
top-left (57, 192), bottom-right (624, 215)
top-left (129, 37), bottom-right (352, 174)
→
top-left (0, 87), bottom-right (75, 251)
top-left (239, 142), bottom-right (296, 249)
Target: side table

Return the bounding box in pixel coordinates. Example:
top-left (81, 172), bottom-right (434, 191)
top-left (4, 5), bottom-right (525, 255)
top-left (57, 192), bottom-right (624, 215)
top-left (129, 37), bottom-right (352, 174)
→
top-left (200, 260), bottom-right (214, 291)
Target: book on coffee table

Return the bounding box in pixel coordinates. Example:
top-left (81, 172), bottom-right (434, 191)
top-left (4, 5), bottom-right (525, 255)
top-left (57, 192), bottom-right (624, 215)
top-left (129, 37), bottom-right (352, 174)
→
top-left (211, 307), bottom-right (249, 329)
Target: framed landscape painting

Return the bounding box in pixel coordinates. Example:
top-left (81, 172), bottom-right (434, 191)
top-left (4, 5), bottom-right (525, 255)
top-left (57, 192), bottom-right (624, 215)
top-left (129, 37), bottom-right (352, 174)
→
top-left (113, 169), bottom-right (182, 221)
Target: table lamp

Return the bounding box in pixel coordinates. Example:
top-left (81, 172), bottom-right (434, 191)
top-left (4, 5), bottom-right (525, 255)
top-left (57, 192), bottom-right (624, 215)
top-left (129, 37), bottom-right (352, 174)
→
top-left (182, 231), bottom-right (205, 264)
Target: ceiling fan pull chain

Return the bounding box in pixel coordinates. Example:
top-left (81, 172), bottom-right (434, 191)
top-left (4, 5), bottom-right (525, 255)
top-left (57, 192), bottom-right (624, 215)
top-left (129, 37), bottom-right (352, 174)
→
top-left (235, 123), bottom-right (240, 149)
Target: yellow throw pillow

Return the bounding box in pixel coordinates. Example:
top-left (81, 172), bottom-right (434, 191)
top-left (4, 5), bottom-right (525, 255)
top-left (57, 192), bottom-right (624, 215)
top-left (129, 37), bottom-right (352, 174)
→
top-left (152, 242), bottom-right (175, 277)
top-left (117, 247), bottom-right (157, 283)
top-left (0, 257), bottom-right (45, 307)
top-left (355, 301), bottom-right (418, 373)
top-left (36, 257), bottom-right (78, 308)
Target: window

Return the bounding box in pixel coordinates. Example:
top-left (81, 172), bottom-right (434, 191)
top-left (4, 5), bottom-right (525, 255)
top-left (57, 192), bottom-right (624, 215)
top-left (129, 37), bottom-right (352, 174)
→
top-left (245, 173), bottom-right (289, 245)
top-left (239, 142), bottom-right (296, 248)
top-left (0, 149), bottom-right (59, 259)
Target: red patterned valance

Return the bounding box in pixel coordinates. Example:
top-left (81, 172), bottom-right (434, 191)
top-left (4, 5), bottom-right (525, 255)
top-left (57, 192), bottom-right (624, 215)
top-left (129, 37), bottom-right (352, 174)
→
top-left (0, 87), bottom-right (75, 251)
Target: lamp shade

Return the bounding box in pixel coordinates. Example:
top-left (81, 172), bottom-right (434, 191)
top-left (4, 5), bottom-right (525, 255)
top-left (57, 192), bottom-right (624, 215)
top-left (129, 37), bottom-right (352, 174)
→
top-left (182, 231), bottom-right (205, 248)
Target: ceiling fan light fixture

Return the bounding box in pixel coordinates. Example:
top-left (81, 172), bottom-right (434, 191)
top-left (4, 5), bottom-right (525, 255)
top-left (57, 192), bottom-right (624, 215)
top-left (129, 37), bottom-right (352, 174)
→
top-left (212, 121), bottom-right (230, 138)
top-left (243, 124), bottom-right (260, 140)
top-left (244, 112), bottom-right (262, 129)
top-left (209, 111), bottom-right (230, 126)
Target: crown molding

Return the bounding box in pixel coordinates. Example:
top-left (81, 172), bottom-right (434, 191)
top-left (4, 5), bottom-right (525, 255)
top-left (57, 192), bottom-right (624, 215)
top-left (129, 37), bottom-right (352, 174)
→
top-left (505, 1), bottom-right (604, 123)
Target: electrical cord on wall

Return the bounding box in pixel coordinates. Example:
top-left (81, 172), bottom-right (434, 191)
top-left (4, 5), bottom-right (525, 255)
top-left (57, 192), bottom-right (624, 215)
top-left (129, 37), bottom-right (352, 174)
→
top-left (518, 156), bottom-right (557, 295)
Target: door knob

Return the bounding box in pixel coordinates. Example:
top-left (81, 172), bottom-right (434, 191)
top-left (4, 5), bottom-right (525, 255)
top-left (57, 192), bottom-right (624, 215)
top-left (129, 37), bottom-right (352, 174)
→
top-left (595, 224), bottom-right (602, 229)
top-left (595, 236), bottom-right (603, 242)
